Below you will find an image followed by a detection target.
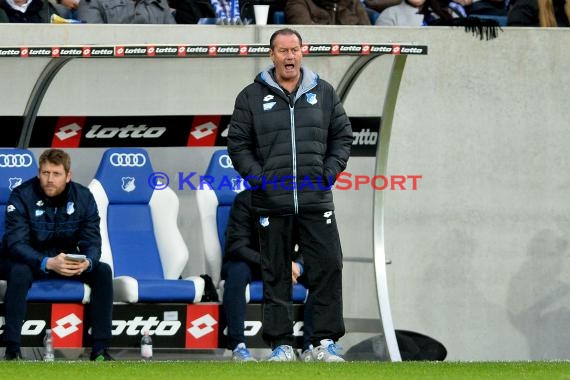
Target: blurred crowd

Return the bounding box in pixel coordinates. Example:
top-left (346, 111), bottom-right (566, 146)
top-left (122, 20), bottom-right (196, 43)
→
top-left (0, 0), bottom-right (567, 29)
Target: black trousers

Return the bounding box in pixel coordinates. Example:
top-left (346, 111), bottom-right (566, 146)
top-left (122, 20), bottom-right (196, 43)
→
top-left (221, 259), bottom-right (314, 351)
top-left (2, 260), bottom-right (113, 349)
top-left (258, 211), bottom-right (345, 348)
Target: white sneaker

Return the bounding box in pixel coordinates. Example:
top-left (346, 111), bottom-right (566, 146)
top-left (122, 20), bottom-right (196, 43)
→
top-left (300, 345), bottom-right (314, 362)
top-left (232, 343), bottom-right (257, 362)
top-left (310, 339), bottom-right (345, 362)
top-left (265, 345), bottom-right (296, 362)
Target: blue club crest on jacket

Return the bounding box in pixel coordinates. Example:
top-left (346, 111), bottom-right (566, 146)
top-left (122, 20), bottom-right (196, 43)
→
top-left (306, 92), bottom-right (317, 105)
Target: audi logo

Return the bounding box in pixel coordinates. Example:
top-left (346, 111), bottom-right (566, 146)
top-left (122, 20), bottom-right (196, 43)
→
top-left (109, 153), bottom-right (146, 167)
top-left (0, 153), bottom-right (34, 168)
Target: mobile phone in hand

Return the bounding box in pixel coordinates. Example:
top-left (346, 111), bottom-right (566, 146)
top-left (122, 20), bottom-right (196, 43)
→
top-left (65, 254), bottom-right (87, 262)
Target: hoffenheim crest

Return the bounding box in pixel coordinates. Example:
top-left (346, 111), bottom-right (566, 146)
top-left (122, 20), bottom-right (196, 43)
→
top-left (259, 217), bottom-right (270, 227)
top-left (306, 93), bottom-right (317, 105)
top-left (121, 177), bottom-right (136, 192)
top-left (8, 177), bottom-right (22, 191)
top-left (231, 177), bottom-right (245, 193)
top-left (66, 202), bottom-right (75, 215)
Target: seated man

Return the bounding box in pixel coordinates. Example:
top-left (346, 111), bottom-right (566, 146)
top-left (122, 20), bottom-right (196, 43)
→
top-left (0, 0), bottom-right (51, 22)
top-left (222, 189), bottom-right (309, 361)
top-left (375, 0), bottom-right (425, 26)
top-left (76, 0), bottom-right (175, 23)
top-left (285, 0), bottom-right (371, 24)
top-left (2, 149), bottom-right (113, 361)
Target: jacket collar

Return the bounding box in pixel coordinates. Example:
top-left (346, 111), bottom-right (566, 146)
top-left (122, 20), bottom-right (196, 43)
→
top-left (32, 177), bottom-right (72, 207)
top-left (259, 66), bottom-right (319, 97)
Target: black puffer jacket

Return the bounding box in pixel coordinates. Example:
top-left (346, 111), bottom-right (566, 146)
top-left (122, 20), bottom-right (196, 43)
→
top-left (228, 67), bottom-right (352, 216)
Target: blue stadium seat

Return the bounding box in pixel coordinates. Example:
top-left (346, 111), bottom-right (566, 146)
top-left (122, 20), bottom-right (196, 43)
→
top-left (0, 148), bottom-right (91, 303)
top-left (196, 149), bottom-right (307, 303)
top-left (88, 148), bottom-right (204, 303)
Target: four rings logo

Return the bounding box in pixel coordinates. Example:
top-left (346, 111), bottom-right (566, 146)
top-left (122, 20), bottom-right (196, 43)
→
top-left (109, 153), bottom-right (146, 167)
top-left (0, 153), bottom-right (33, 168)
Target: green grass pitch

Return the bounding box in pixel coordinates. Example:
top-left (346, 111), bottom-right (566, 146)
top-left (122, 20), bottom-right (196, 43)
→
top-left (0, 361), bottom-right (569, 380)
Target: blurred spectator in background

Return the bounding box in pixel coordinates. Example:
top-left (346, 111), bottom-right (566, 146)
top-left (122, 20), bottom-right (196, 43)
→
top-left (0, 1), bottom-right (7, 20)
top-left (455, 0), bottom-right (507, 16)
top-left (421, 0), bottom-right (467, 23)
top-left (286, 0), bottom-right (371, 24)
top-left (0, 0), bottom-right (50, 22)
top-left (375, 0), bottom-right (425, 25)
top-left (169, 0), bottom-right (215, 23)
top-left (507, 0), bottom-right (569, 25)
top-left (365, 0), bottom-right (401, 13)
top-left (364, 0), bottom-right (402, 23)
top-left (47, 0), bottom-right (79, 20)
top-left (210, 0), bottom-right (239, 21)
top-left (421, 0), bottom-right (502, 39)
top-left (77, 0), bottom-right (175, 23)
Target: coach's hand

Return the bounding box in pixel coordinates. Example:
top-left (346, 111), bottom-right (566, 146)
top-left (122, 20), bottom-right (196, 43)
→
top-left (292, 261), bottom-right (302, 284)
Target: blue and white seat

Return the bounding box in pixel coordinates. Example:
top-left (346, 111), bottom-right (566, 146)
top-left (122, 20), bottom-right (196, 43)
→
top-left (196, 149), bottom-right (307, 303)
top-left (88, 148), bottom-right (204, 303)
top-left (0, 148), bottom-right (90, 303)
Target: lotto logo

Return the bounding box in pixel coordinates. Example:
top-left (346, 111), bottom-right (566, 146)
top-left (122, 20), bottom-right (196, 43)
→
top-left (53, 313), bottom-right (82, 338)
top-left (187, 314), bottom-right (217, 339)
top-left (185, 305), bottom-right (219, 348)
top-left (186, 116), bottom-right (220, 146)
top-left (52, 117), bottom-right (85, 148)
top-left (51, 304), bottom-right (84, 348)
top-left (55, 123), bottom-right (82, 141)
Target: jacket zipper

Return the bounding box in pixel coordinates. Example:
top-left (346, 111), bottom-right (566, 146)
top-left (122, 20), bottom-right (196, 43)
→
top-left (265, 71), bottom-right (317, 214)
top-left (289, 100), bottom-right (298, 214)
top-left (53, 207), bottom-right (58, 233)
top-left (288, 80), bottom-right (317, 214)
